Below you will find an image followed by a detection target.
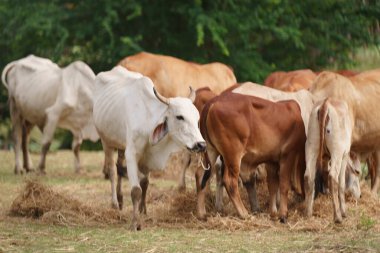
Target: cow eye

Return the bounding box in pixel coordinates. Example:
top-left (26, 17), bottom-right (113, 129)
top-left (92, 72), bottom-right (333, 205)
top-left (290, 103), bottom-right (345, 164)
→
top-left (176, 115), bottom-right (184, 120)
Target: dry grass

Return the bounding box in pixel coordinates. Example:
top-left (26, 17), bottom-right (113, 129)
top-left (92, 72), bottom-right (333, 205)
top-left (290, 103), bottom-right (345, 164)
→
top-left (1, 150), bottom-right (380, 252)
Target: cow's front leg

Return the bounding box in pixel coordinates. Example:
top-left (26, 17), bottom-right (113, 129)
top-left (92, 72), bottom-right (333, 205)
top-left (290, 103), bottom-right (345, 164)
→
top-left (178, 152), bottom-right (191, 192)
top-left (72, 134), bottom-right (83, 173)
top-left (139, 175), bottom-right (149, 214)
top-left (126, 148), bottom-right (142, 231)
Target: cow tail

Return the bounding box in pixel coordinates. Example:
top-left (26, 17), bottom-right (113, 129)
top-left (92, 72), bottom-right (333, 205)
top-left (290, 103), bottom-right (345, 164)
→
top-left (199, 98), bottom-right (214, 190)
top-left (317, 99), bottom-right (329, 173)
top-left (1, 61), bottom-right (16, 89)
top-left (201, 152), bottom-right (212, 189)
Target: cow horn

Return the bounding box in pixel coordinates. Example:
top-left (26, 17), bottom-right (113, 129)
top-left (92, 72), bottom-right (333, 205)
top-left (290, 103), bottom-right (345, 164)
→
top-left (188, 86), bottom-right (196, 102)
top-left (153, 87), bottom-right (170, 105)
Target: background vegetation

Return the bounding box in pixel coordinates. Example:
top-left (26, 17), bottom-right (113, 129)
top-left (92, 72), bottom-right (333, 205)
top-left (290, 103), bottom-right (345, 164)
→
top-left (1, 0), bottom-right (380, 149)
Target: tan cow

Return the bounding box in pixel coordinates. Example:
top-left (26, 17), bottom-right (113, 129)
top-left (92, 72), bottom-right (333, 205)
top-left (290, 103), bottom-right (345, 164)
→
top-left (118, 52), bottom-right (237, 97)
top-left (305, 70), bottom-right (380, 220)
top-left (305, 98), bottom-right (361, 223)
top-left (264, 69), bottom-right (317, 92)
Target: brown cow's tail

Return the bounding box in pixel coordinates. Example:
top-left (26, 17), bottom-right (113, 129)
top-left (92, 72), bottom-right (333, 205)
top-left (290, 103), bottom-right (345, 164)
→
top-left (199, 98), bottom-right (215, 190)
top-left (317, 99), bottom-right (329, 171)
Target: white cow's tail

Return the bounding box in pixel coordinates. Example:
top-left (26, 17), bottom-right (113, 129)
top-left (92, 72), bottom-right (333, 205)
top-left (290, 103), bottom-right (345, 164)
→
top-left (1, 61), bottom-right (17, 89)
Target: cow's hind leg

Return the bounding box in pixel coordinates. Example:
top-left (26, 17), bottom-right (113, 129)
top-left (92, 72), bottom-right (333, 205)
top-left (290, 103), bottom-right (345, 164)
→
top-left (10, 98), bottom-right (23, 174)
top-left (304, 146), bottom-right (318, 218)
top-left (338, 154), bottom-right (348, 218)
top-left (278, 155), bottom-right (294, 223)
top-left (116, 150), bottom-right (126, 209)
top-left (102, 141), bottom-right (118, 209)
top-left (328, 158), bottom-right (343, 223)
top-left (222, 150), bottom-right (249, 219)
top-left (22, 121), bottom-right (34, 172)
top-left (370, 151), bottom-right (380, 196)
top-left (266, 163), bottom-right (279, 219)
top-left (196, 146), bottom-right (218, 219)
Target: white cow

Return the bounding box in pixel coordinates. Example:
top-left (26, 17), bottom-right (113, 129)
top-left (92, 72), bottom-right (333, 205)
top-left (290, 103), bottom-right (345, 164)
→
top-left (93, 66), bottom-right (206, 231)
top-left (1, 55), bottom-right (99, 174)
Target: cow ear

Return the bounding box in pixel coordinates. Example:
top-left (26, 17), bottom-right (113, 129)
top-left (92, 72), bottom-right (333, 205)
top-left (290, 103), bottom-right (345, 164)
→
top-left (150, 118), bottom-right (168, 145)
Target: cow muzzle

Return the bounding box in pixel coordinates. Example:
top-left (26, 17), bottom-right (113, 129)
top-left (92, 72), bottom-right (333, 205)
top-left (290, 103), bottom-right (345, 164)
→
top-left (188, 141), bottom-right (206, 153)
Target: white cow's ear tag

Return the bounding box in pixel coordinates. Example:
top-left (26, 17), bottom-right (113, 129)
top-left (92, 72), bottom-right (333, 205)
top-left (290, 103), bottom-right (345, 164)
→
top-left (150, 117), bottom-right (168, 145)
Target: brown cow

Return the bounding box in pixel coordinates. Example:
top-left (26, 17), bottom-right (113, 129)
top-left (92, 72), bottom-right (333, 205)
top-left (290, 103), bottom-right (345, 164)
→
top-left (197, 91), bottom-right (306, 222)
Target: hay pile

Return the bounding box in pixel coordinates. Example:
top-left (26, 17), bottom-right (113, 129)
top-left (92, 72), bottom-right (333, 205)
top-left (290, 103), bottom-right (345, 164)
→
top-left (10, 180), bottom-right (128, 226)
top-left (9, 178), bottom-right (380, 232)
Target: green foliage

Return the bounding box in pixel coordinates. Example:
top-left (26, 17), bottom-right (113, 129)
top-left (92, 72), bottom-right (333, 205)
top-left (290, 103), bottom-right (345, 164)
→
top-left (0, 0), bottom-right (379, 149)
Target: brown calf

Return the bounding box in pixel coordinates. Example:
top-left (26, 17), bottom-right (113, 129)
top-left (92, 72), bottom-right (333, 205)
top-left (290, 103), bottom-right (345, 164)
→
top-left (197, 92), bottom-right (306, 222)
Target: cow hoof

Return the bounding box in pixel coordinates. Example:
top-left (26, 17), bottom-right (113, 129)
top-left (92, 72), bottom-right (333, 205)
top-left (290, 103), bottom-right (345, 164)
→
top-left (177, 185), bottom-right (186, 193)
top-left (197, 214), bottom-right (208, 221)
top-left (130, 222), bottom-right (142, 231)
top-left (37, 170), bottom-right (46, 175)
top-left (334, 217), bottom-right (343, 224)
top-left (280, 216), bottom-right (287, 223)
top-left (103, 172), bottom-right (110, 180)
top-left (139, 205), bottom-right (147, 215)
top-left (25, 168), bottom-right (35, 173)
top-left (111, 202), bottom-right (119, 210)
top-left (117, 195), bottom-right (123, 210)
top-left (251, 207), bottom-right (261, 214)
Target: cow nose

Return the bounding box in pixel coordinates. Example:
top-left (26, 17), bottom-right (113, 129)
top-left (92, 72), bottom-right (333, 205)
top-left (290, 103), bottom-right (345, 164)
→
top-left (195, 141), bottom-right (206, 152)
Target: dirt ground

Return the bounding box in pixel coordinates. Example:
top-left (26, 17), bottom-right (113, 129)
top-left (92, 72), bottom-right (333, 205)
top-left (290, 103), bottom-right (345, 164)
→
top-left (0, 150), bottom-right (379, 252)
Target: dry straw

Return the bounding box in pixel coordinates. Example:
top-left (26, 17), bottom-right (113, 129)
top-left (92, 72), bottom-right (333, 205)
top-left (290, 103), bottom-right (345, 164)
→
top-left (9, 176), bottom-right (380, 232)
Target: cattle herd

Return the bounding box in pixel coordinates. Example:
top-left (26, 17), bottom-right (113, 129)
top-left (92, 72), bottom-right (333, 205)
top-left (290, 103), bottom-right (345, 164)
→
top-left (1, 53), bottom-right (379, 230)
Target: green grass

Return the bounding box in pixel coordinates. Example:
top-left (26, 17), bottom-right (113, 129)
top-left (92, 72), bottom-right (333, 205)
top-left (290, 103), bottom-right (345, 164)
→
top-left (0, 150), bottom-right (379, 253)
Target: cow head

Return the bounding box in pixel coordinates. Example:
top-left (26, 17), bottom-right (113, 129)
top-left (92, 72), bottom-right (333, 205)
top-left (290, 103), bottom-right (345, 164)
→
top-left (152, 87), bottom-right (206, 152)
top-left (345, 152), bottom-right (361, 199)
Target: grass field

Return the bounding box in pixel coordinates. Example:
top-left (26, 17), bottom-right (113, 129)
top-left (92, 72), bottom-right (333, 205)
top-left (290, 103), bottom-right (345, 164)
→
top-left (0, 150), bottom-right (379, 253)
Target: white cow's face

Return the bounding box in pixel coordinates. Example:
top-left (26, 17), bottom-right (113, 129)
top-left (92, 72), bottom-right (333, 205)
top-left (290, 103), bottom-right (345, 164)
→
top-left (166, 97), bottom-right (206, 152)
top-left (345, 153), bottom-right (361, 199)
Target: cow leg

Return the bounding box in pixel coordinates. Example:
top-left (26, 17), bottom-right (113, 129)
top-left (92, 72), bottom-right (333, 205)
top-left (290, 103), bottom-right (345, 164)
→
top-left (72, 134), bottom-right (83, 173)
top-left (10, 99), bottom-right (23, 174)
top-left (116, 172), bottom-right (123, 210)
top-left (278, 156), bottom-right (294, 223)
top-left (116, 149), bottom-right (127, 178)
top-left (266, 163), bottom-right (279, 219)
top-left (196, 147), bottom-right (218, 219)
top-left (102, 141), bottom-right (118, 209)
top-left (222, 153), bottom-right (249, 219)
top-left (125, 147), bottom-right (142, 231)
top-left (178, 152), bottom-right (191, 192)
top-left (304, 145), bottom-right (318, 218)
top-left (215, 157), bottom-right (224, 213)
top-left (38, 108), bottom-right (61, 173)
top-left (243, 173), bottom-right (260, 213)
top-left (338, 155), bottom-right (348, 218)
top-left (22, 121), bottom-right (34, 173)
top-left (139, 175), bottom-right (149, 214)
top-left (371, 151), bottom-right (380, 196)
top-left (328, 157), bottom-right (343, 223)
